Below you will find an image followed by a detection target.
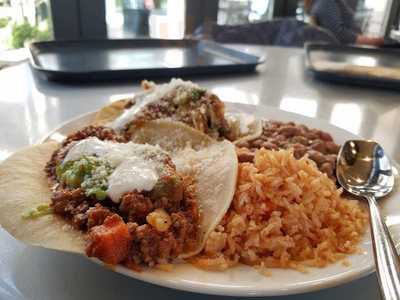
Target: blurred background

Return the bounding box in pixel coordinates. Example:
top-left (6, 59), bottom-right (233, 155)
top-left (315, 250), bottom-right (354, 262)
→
top-left (0, 0), bottom-right (398, 51)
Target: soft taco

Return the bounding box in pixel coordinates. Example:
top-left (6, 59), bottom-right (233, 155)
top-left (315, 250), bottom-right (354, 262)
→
top-left (94, 78), bottom-right (262, 144)
top-left (0, 121), bottom-right (237, 270)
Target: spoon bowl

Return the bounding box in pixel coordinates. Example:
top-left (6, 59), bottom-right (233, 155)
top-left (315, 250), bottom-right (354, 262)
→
top-left (337, 140), bottom-right (394, 197)
top-left (337, 140), bottom-right (400, 300)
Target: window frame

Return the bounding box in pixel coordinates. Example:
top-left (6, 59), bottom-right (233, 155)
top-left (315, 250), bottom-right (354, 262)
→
top-left (50, 0), bottom-right (107, 40)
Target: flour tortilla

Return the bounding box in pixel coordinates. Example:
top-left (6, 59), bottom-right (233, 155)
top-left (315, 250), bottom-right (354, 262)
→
top-left (0, 142), bottom-right (85, 254)
top-left (129, 120), bottom-right (238, 258)
top-left (0, 121), bottom-right (238, 259)
top-left (128, 119), bottom-right (213, 152)
top-left (93, 99), bottom-right (128, 126)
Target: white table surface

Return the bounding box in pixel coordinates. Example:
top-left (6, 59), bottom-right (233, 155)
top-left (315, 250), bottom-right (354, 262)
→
top-left (1, 44), bottom-right (399, 300)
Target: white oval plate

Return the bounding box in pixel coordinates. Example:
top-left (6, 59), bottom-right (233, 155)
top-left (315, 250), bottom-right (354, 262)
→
top-left (39, 103), bottom-right (400, 297)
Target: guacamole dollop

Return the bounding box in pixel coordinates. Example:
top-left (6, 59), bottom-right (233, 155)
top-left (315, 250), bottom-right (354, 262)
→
top-left (56, 156), bottom-right (114, 200)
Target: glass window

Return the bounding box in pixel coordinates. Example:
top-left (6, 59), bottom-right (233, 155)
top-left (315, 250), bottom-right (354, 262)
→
top-left (0, 0), bottom-right (52, 50)
top-left (106, 0), bottom-right (185, 39)
top-left (217, 0), bottom-right (273, 25)
top-left (295, 0), bottom-right (392, 36)
top-left (356, 0), bottom-right (392, 36)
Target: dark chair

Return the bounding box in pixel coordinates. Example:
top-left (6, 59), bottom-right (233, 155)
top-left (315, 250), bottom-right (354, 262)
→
top-left (198, 19), bottom-right (339, 47)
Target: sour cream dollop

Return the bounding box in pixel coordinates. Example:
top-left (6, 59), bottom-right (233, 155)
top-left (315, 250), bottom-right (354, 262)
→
top-left (63, 137), bottom-right (166, 203)
top-left (225, 112), bottom-right (256, 135)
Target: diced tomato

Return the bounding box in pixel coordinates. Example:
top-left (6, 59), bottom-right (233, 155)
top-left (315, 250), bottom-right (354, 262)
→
top-left (86, 214), bottom-right (131, 265)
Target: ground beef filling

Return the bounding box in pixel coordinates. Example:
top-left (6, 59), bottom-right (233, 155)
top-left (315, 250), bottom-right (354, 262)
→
top-left (235, 120), bottom-right (340, 179)
top-left (45, 126), bottom-right (200, 268)
top-left (123, 91), bottom-right (231, 140)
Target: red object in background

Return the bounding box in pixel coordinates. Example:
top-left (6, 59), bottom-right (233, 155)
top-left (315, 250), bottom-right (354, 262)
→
top-left (144, 0), bottom-right (154, 10)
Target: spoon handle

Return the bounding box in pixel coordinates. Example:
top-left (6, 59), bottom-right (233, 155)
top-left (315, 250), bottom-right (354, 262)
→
top-left (366, 194), bottom-right (400, 300)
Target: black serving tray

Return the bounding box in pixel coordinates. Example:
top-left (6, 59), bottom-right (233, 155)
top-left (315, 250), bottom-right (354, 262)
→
top-left (28, 39), bottom-right (263, 82)
top-left (305, 42), bottom-right (400, 90)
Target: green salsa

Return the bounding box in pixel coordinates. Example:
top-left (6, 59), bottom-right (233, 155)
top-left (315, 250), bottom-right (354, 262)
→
top-left (22, 204), bottom-right (53, 219)
top-left (191, 88), bottom-right (205, 101)
top-left (56, 156), bottom-right (114, 200)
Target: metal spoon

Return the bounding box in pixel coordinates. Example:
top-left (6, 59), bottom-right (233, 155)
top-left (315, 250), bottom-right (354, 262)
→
top-left (337, 140), bottom-right (400, 300)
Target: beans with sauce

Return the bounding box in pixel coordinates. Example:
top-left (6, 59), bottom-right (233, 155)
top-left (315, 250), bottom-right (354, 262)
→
top-left (236, 120), bottom-right (340, 179)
